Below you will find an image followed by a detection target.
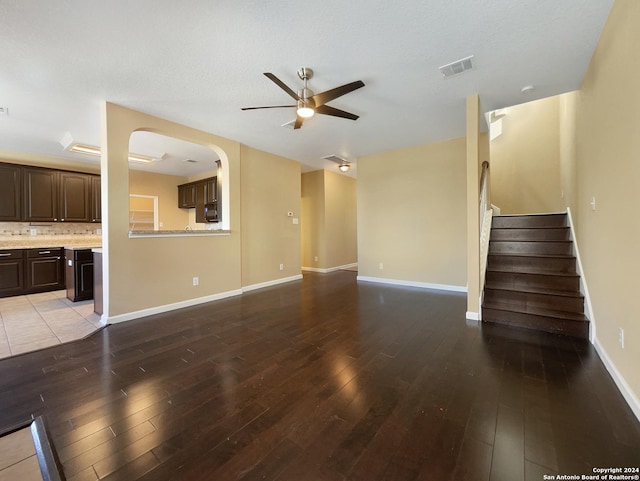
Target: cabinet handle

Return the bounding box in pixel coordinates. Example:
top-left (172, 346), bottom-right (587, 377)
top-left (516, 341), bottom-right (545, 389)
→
top-left (0, 253), bottom-right (11, 257)
top-left (39, 251), bottom-right (51, 255)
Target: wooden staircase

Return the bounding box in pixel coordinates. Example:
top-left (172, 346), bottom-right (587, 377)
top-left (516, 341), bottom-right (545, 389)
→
top-left (482, 213), bottom-right (589, 338)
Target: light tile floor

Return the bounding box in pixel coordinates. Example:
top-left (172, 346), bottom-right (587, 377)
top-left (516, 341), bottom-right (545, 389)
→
top-left (0, 427), bottom-right (42, 481)
top-left (0, 291), bottom-right (103, 360)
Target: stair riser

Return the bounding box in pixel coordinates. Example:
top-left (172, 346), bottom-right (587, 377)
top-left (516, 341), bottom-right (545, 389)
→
top-left (490, 228), bottom-right (570, 241)
top-left (482, 308), bottom-right (589, 338)
top-left (487, 255), bottom-right (576, 274)
top-left (489, 241), bottom-right (573, 256)
top-left (492, 215), bottom-right (567, 229)
top-left (484, 289), bottom-right (584, 313)
top-left (486, 271), bottom-right (580, 291)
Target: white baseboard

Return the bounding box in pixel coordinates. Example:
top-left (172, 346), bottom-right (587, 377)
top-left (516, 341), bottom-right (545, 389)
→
top-left (356, 275), bottom-right (467, 293)
top-left (302, 263), bottom-right (358, 274)
top-left (466, 311), bottom-right (480, 321)
top-left (242, 274), bottom-right (303, 293)
top-left (106, 274), bottom-right (304, 324)
top-left (106, 288), bottom-right (244, 324)
top-left (594, 338), bottom-right (640, 422)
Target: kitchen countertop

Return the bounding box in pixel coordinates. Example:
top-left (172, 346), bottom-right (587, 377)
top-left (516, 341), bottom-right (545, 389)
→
top-left (64, 245), bottom-right (102, 251)
top-left (129, 229), bottom-right (230, 237)
top-left (0, 235), bottom-right (102, 250)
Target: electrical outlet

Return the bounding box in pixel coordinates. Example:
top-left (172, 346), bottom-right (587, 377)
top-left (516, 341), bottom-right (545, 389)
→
top-left (619, 328), bottom-right (625, 349)
top-left (590, 197), bottom-right (596, 211)
top-left (29, 228), bottom-right (37, 236)
top-left (292, 218), bottom-right (299, 225)
top-left (379, 262), bottom-right (384, 270)
top-left (192, 276), bottom-right (199, 286)
top-left (279, 264), bottom-right (284, 271)
top-left (314, 256), bottom-right (318, 262)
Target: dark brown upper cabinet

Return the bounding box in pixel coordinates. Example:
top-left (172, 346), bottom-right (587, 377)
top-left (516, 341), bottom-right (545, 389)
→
top-left (2, 162), bottom-right (99, 223)
top-left (0, 163), bottom-right (22, 221)
top-left (91, 174), bottom-right (101, 223)
top-left (178, 182), bottom-right (197, 208)
top-left (23, 167), bottom-right (59, 222)
top-left (205, 177), bottom-right (217, 203)
top-left (59, 171), bottom-right (91, 222)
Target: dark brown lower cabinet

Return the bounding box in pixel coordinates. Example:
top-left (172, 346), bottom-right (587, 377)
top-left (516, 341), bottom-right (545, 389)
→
top-left (65, 249), bottom-right (94, 302)
top-left (0, 249), bottom-right (25, 297)
top-left (26, 248), bottom-right (65, 294)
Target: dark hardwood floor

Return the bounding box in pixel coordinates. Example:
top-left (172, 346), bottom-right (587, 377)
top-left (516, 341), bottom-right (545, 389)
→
top-left (0, 271), bottom-right (638, 480)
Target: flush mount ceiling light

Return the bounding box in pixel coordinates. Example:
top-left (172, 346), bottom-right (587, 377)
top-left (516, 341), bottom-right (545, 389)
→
top-left (322, 154), bottom-right (353, 173)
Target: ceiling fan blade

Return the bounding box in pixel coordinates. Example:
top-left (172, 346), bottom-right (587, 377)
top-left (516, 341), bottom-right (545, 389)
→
top-left (264, 73), bottom-right (300, 101)
top-left (293, 116), bottom-right (304, 130)
top-left (315, 105), bottom-right (359, 121)
top-left (312, 80), bottom-right (365, 107)
top-left (241, 105), bottom-right (296, 110)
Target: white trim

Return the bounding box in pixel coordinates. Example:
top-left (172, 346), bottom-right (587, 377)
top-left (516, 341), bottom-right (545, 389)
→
top-left (566, 207), bottom-right (596, 342)
top-left (106, 288), bottom-right (243, 324)
top-left (242, 274), bottom-right (303, 293)
top-left (594, 338), bottom-right (640, 422)
top-left (302, 263), bottom-right (358, 274)
top-left (466, 311), bottom-right (480, 321)
top-left (356, 275), bottom-right (467, 293)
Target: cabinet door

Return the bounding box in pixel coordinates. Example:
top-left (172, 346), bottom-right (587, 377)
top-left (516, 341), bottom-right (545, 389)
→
top-left (205, 176), bottom-right (217, 203)
top-left (0, 163), bottom-right (22, 221)
top-left (178, 183), bottom-right (196, 208)
top-left (59, 171), bottom-right (91, 222)
top-left (23, 168), bottom-right (58, 221)
top-left (91, 175), bottom-right (101, 223)
top-left (195, 181), bottom-right (206, 223)
top-left (0, 250), bottom-right (25, 297)
top-left (76, 259), bottom-right (94, 300)
top-left (26, 249), bottom-right (64, 293)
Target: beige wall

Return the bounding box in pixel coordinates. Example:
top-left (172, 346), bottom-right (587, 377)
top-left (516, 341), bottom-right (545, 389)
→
top-left (128, 169), bottom-right (190, 230)
top-left (490, 96), bottom-right (565, 214)
top-left (324, 170), bottom-right (357, 268)
top-left (559, 91), bottom-right (579, 215)
top-left (102, 102), bottom-right (242, 318)
top-left (240, 145), bottom-right (301, 287)
top-left (573, 0), bottom-right (640, 410)
top-left (301, 170), bottom-right (357, 270)
top-left (301, 170), bottom-right (325, 269)
top-left (357, 137), bottom-right (468, 288)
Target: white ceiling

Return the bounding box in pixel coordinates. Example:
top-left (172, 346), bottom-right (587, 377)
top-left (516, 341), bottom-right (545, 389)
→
top-left (0, 0), bottom-right (613, 177)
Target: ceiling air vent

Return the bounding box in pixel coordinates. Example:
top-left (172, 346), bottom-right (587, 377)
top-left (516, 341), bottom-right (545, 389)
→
top-left (439, 55), bottom-right (474, 79)
top-left (321, 154), bottom-right (348, 164)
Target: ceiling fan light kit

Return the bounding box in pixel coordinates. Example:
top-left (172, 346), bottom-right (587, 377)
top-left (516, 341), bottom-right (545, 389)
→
top-left (242, 67), bottom-right (364, 129)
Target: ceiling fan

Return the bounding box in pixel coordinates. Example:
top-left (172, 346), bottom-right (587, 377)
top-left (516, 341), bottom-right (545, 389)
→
top-left (241, 68), bottom-right (365, 129)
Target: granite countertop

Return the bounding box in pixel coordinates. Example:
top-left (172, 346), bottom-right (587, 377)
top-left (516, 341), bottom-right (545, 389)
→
top-left (0, 235), bottom-right (102, 250)
top-left (129, 229), bottom-right (230, 237)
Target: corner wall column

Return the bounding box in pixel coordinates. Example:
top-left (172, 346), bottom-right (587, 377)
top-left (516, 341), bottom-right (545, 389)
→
top-left (466, 94), bottom-right (481, 320)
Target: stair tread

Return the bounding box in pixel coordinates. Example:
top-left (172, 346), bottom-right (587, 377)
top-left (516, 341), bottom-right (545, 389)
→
top-left (492, 225), bottom-right (570, 229)
top-left (482, 302), bottom-right (588, 322)
top-left (484, 284), bottom-right (583, 298)
top-left (488, 252), bottom-right (575, 259)
top-left (486, 267), bottom-right (579, 277)
top-left (490, 239), bottom-right (572, 243)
